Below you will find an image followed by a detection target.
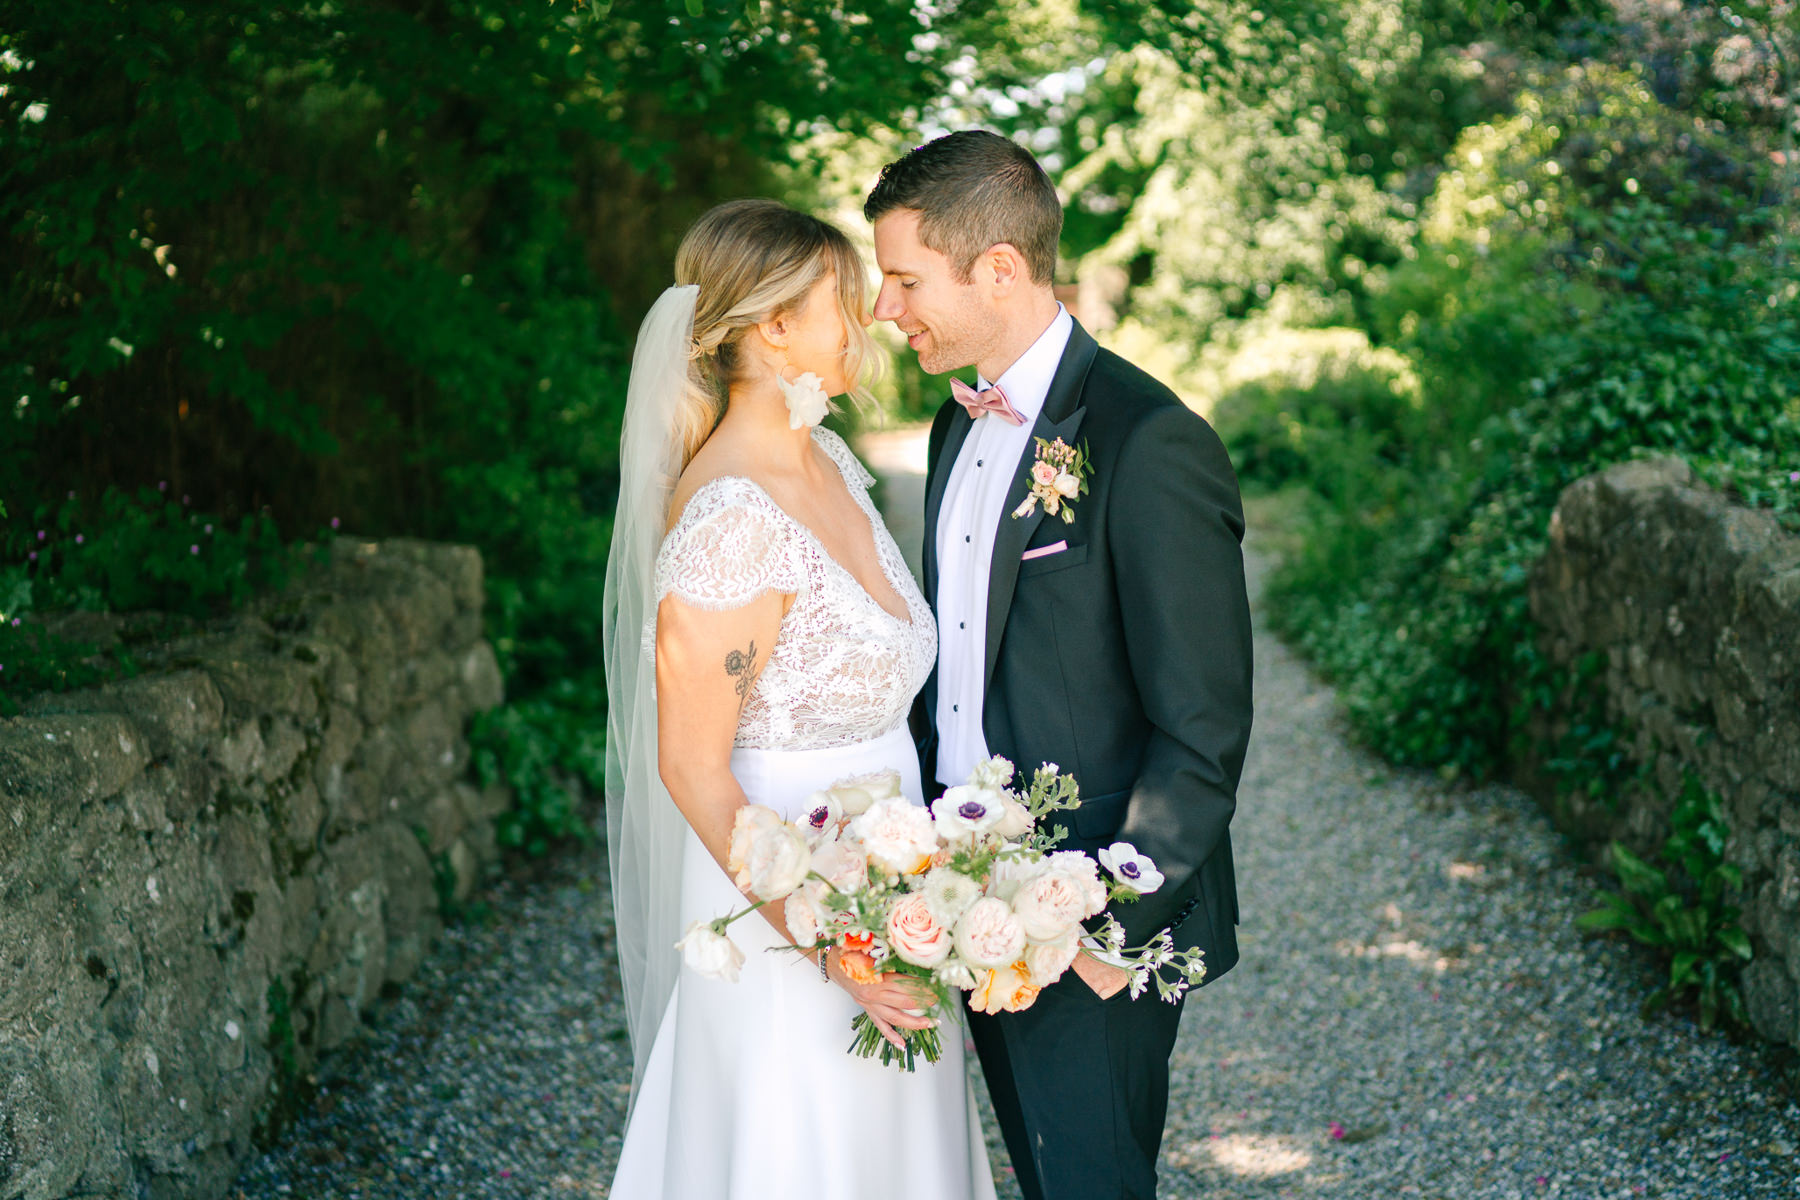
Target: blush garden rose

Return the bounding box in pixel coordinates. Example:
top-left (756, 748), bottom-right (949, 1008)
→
top-left (685, 755), bottom-right (1209, 1071)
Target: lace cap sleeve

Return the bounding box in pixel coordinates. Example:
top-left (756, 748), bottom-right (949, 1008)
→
top-left (654, 479), bottom-right (802, 612)
top-left (812, 427), bottom-right (877, 492)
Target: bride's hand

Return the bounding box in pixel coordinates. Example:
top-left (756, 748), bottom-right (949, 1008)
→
top-left (823, 949), bottom-right (937, 1050)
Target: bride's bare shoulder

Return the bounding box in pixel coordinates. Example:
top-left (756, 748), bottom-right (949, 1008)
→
top-left (664, 436), bottom-right (763, 535)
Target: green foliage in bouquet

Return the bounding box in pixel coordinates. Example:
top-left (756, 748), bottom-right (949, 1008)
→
top-left (1576, 776), bottom-right (1754, 1032)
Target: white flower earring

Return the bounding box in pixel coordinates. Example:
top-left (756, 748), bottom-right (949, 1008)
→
top-left (775, 353), bottom-right (830, 430)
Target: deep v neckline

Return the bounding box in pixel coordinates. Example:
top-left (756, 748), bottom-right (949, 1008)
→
top-left (712, 438), bottom-right (915, 629)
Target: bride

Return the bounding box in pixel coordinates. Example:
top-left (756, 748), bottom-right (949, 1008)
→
top-left (603, 199), bottom-right (996, 1198)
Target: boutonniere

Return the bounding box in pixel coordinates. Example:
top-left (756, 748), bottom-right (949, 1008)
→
top-left (1011, 437), bottom-right (1092, 524)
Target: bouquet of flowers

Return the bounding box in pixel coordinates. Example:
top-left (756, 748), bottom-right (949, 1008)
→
top-left (673, 756), bottom-right (1208, 1070)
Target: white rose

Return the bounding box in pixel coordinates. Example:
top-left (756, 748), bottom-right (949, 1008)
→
top-left (991, 796), bottom-right (1033, 840)
top-left (988, 855), bottom-right (1050, 905)
top-left (727, 805), bottom-right (784, 889)
top-left (1023, 927), bottom-right (1080, 987)
top-left (932, 785), bottom-right (1006, 843)
top-left (969, 756), bottom-right (1016, 792)
top-left (1097, 841), bottom-right (1166, 895)
top-left (744, 821), bottom-right (812, 901)
top-left (828, 768), bottom-right (901, 817)
top-left (1046, 850), bottom-right (1111, 914)
top-left (952, 897), bottom-right (1028, 970)
top-left (1011, 871), bottom-right (1090, 941)
top-left (921, 866), bottom-right (983, 928)
top-left (1053, 471), bottom-right (1080, 498)
top-left (886, 893), bottom-right (954, 968)
top-left (809, 839), bottom-right (868, 895)
top-left (850, 797), bottom-right (940, 876)
top-left (675, 920), bottom-right (745, 983)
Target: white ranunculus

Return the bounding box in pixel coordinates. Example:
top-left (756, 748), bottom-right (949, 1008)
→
top-left (1046, 850), bottom-right (1111, 913)
top-left (921, 866), bottom-right (983, 927)
top-left (932, 785), bottom-right (1006, 843)
top-left (675, 920), bottom-right (745, 983)
top-left (784, 890), bottom-right (824, 948)
top-left (728, 805), bottom-right (785, 889)
top-left (935, 956), bottom-right (978, 990)
top-left (991, 796), bottom-right (1034, 840)
top-left (810, 839), bottom-right (869, 895)
top-left (969, 755), bottom-right (1016, 792)
top-left (953, 897), bottom-right (1028, 970)
top-left (1097, 842), bottom-right (1165, 895)
top-left (1022, 927), bottom-right (1081, 987)
top-left (1011, 870), bottom-right (1089, 941)
top-left (744, 821), bottom-right (811, 901)
top-left (850, 797), bottom-right (940, 876)
top-left (1053, 471), bottom-right (1080, 498)
top-left (886, 893), bottom-right (954, 968)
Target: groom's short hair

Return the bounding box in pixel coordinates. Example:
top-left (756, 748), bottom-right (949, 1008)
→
top-left (864, 130), bottom-right (1062, 286)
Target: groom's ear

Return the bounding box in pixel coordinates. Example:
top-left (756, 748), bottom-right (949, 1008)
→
top-left (982, 243), bottom-right (1030, 296)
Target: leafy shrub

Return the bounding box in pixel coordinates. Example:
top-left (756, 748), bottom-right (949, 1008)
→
top-left (1577, 775), bottom-right (1754, 1032)
top-left (1209, 327), bottom-right (1422, 494)
top-left (471, 677), bottom-right (607, 859)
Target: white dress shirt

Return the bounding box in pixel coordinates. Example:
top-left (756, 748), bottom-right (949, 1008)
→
top-left (933, 304), bottom-right (1074, 788)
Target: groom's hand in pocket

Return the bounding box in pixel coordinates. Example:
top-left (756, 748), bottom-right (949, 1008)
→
top-left (1070, 951), bottom-right (1131, 1000)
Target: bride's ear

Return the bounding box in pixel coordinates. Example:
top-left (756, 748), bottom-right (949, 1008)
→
top-left (748, 315), bottom-right (791, 369)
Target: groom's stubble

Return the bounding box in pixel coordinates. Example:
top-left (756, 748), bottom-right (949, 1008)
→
top-left (871, 210), bottom-right (1011, 379)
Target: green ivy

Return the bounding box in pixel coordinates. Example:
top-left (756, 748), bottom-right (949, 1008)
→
top-left (470, 676), bottom-right (606, 859)
top-left (1576, 775), bottom-right (1754, 1032)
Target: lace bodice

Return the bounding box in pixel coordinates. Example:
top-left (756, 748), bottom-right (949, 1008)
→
top-left (652, 427), bottom-right (937, 751)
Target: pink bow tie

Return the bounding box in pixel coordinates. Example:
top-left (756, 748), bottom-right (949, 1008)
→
top-left (951, 377), bottom-right (1025, 426)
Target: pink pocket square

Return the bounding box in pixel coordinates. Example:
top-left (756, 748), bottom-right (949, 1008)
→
top-left (1021, 540), bottom-right (1068, 562)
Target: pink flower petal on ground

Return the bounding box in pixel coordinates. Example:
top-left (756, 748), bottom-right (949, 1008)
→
top-left (1535, 1176), bottom-right (1547, 1186)
top-left (1329, 1122), bottom-right (1347, 1141)
top-left (500, 1168), bottom-right (513, 1178)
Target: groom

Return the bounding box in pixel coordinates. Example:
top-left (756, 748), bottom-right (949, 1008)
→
top-left (867, 131), bottom-right (1254, 1199)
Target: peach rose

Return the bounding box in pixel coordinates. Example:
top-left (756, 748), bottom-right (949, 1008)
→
top-left (1032, 461), bottom-right (1059, 487)
top-left (970, 960), bottom-right (1040, 1014)
top-left (1011, 870), bottom-right (1088, 941)
top-left (886, 893), bottom-right (953, 968)
top-left (850, 797), bottom-right (939, 876)
top-left (953, 896), bottom-right (1027, 969)
top-left (1023, 928), bottom-right (1081, 987)
top-left (727, 804), bottom-right (784, 887)
top-left (810, 839), bottom-right (869, 895)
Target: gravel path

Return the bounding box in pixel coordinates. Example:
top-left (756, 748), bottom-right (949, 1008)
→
top-left (228, 432), bottom-right (1799, 1199)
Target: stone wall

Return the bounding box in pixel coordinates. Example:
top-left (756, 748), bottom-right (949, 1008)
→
top-left (0, 539), bottom-right (510, 1200)
top-left (1530, 457), bottom-right (1800, 1046)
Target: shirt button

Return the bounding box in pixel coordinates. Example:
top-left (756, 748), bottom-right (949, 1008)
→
top-left (959, 621), bottom-right (965, 629)
top-left (977, 459), bottom-right (983, 467)
top-left (964, 535), bottom-right (971, 543)
top-left (953, 704), bottom-right (959, 712)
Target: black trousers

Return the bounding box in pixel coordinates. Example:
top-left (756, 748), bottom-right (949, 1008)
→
top-left (967, 974), bottom-right (1187, 1200)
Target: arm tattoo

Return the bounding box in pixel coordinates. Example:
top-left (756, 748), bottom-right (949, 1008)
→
top-left (724, 640), bottom-right (760, 718)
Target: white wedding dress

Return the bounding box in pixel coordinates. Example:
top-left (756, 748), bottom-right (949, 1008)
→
top-left (609, 427), bottom-right (995, 1199)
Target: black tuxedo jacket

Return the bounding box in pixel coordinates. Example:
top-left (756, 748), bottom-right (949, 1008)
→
top-left (910, 319), bottom-right (1253, 980)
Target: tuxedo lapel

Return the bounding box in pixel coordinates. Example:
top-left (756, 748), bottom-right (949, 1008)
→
top-left (982, 321), bottom-right (1099, 695)
top-left (922, 405), bottom-right (975, 605)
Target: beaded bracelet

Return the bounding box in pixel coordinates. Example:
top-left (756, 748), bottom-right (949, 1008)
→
top-left (819, 947), bottom-right (831, 983)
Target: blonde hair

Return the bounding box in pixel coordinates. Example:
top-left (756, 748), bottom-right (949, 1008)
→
top-left (669, 199), bottom-right (878, 473)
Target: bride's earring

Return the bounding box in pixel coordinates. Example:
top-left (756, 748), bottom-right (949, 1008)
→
top-left (774, 352), bottom-right (829, 431)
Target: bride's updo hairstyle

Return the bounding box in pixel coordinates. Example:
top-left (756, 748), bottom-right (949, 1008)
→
top-left (671, 198), bottom-right (877, 471)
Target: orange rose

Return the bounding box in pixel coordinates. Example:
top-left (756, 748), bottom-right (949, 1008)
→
top-left (837, 949), bottom-right (882, 986)
top-left (969, 960), bottom-right (1040, 1015)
